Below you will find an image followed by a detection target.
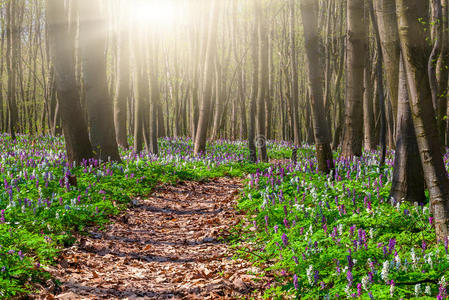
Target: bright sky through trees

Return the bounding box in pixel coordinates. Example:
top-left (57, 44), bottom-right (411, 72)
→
top-left (129, 0), bottom-right (179, 29)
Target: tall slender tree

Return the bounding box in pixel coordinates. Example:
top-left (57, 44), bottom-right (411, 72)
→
top-left (290, 0), bottom-right (301, 147)
top-left (78, 0), bottom-right (121, 162)
top-left (194, 0), bottom-right (220, 156)
top-left (248, 11), bottom-right (258, 163)
top-left (255, 0), bottom-right (268, 162)
top-left (397, 0), bottom-right (449, 240)
top-left (149, 34), bottom-right (160, 154)
top-left (390, 58), bottom-right (425, 203)
top-left (437, 0), bottom-right (449, 144)
top-left (300, 0), bottom-right (334, 174)
top-left (46, 0), bottom-right (93, 163)
top-left (6, 0), bottom-right (19, 140)
top-left (114, 0), bottom-right (130, 149)
top-left (342, 0), bottom-right (366, 157)
top-left (374, 0), bottom-right (400, 125)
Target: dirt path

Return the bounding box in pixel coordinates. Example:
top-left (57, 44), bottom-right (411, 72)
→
top-left (38, 178), bottom-right (266, 300)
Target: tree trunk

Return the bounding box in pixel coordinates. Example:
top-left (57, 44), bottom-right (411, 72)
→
top-left (390, 57), bottom-right (425, 204)
top-left (368, 1), bottom-right (387, 165)
top-left (374, 0), bottom-right (400, 126)
top-left (255, 0), bottom-right (268, 162)
top-left (78, 0), bottom-right (121, 162)
top-left (437, 0), bottom-right (449, 145)
top-left (238, 66), bottom-right (247, 140)
top-left (46, 0), bottom-right (94, 163)
top-left (6, 0), bottom-right (19, 140)
top-left (114, 1), bottom-right (130, 149)
top-left (300, 0), bottom-right (335, 174)
top-left (291, 0), bottom-right (301, 147)
top-left (363, 56), bottom-right (375, 150)
top-left (149, 35), bottom-right (160, 154)
top-left (342, 0), bottom-right (366, 157)
top-left (194, 0), bottom-right (219, 156)
top-left (212, 62), bottom-right (225, 140)
top-left (397, 0), bottom-right (449, 241)
top-left (133, 29), bottom-right (150, 153)
top-left (248, 18), bottom-right (258, 162)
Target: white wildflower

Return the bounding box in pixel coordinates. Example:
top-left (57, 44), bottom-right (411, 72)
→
top-left (306, 265), bottom-right (314, 285)
top-left (361, 275), bottom-right (370, 291)
top-left (426, 254), bottom-right (433, 269)
top-left (381, 261), bottom-right (390, 283)
top-left (439, 275), bottom-right (446, 287)
top-left (344, 284), bottom-right (351, 298)
top-left (414, 284), bottom-right (421, 297)
top-left (395, 256), bottom-right (401, 269)
top-left (425, 285), bottom-right (431, 295)
top-left (411, 248), bottom-right (417, 265)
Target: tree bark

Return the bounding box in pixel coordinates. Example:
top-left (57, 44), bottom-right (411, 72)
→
top-left (149, 35), bottom-right (160, 154)
top-left (290, 0), bottom-right (301, 147)
top-left (6, 0), bottom-right (19, 140)
top-left (342, 0), bottom-right (366, 157)
top-left (114, 0), bottom-right (130, 149)
top-left (397, 0), bottom-right (449, 241)
top-left (300, 0), bottom-right (335, 174)
top-left (436, 0), bottom-right (449, 145)
top-left (390, 57), bottom-right (425, 204)
top-left (255, 0), bottom-right (268, 162)
top-left (363, 55), bottom-right (375, 151)
top-left (248, 17), bottom-right (258, 162)
top-left (194, 0), bottom-right (219, 156)
top-left (78, 0), bottom-right (121, 162)
top-left (368, 1), bottom-right (387, 165)
top-left (46, 0), bottom-right (94, 163)
top-left (374, 0), bottom-right (400, 125)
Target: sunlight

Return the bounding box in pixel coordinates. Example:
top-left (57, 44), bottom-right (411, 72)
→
top-left (130, 0), bottom-right (177, 29)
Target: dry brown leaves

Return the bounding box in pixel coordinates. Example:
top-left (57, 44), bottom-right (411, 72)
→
top-left (35, 178), bottom-right (269, 300)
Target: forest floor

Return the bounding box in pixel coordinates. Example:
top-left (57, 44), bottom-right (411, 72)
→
top-left (36, 177), bottom-right (268, 300)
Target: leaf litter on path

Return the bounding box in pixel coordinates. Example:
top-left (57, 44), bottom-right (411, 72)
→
top-left (35, 178), bottom-right (269, 299)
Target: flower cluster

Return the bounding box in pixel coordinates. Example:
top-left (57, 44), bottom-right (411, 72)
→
top-left (238, 146), bottom-right (448, 298)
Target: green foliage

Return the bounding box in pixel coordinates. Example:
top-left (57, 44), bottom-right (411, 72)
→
top-left (0, 135), bottom-right (292, 297)
top-left (235, 149), bottom-right (447, 299)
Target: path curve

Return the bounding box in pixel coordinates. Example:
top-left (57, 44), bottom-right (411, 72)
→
top-left (37, 178), bottom-right (265, 300)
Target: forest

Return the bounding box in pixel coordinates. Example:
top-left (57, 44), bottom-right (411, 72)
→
top-left (0, 0), bottom-right (448, 299)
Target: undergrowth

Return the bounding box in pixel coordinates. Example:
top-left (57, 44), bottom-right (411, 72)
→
top-left (0, 135), bottom-right (289, 297)
top-left (235, 148), bottom-right (445, 299)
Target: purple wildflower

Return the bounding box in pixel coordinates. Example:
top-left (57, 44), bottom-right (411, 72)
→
top-left (281, 233), bottom-right (288, 247)
top-left (347, 270), bottom-right (353, 286)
